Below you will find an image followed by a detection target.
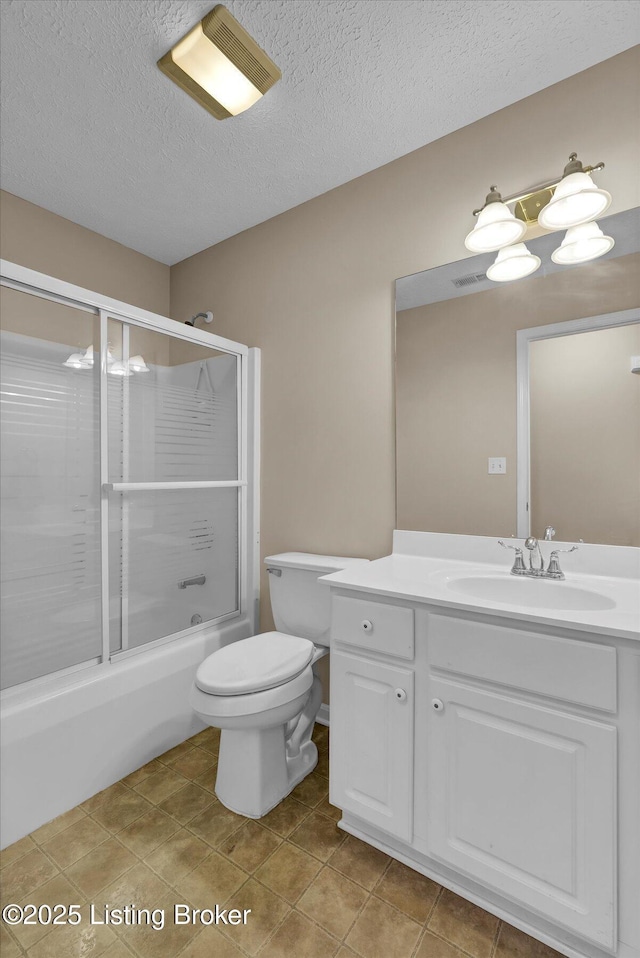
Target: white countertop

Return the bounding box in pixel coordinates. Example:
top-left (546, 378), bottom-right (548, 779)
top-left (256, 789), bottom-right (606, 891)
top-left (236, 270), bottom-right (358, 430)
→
top-left (321, 535), bottom-right (640, 642)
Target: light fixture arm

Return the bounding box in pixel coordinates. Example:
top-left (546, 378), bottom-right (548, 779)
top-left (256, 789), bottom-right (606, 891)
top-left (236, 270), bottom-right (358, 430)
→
top-left (472, 158), bottom-right (605, 216)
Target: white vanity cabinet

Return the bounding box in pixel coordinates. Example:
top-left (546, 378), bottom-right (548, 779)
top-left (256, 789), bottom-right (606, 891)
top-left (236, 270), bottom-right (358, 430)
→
top-left (329, 594), bottom-right (416, 841)
top-left (425, 613), bottom-right (618, 951)
top-left (330, 651), bottom-right (414, 841)
top-left (328, 583), bottom-right (639, 958)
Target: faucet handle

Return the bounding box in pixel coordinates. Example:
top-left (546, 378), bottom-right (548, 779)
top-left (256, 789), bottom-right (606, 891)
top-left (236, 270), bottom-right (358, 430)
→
top-left (544, 526), bottom-right (556, 540)
top-left (550, 544), bottom-right (579, 555)
top-left (498, 539), bottom-right (520, 551)
top-left (498, 541), bottom-right (526, 574)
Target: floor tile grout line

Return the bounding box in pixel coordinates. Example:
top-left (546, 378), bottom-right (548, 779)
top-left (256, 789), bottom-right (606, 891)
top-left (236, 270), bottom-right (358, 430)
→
top-left (292, 859), bottom-right (367, 945)
top-left (490, 918), bottom-right (503, 957)
top-left (424, 883), bottom-right (444, 926)
top-left (0, 838), bottom-right (37, 870)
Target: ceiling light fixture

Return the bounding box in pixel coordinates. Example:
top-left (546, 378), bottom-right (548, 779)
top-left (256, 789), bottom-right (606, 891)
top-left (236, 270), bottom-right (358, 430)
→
top-left (551, 221), bottom-right (615, 265)
top-left (486, 244), bottom-right (541, 283)
top-left (158, 5), bottom-right (281, 120)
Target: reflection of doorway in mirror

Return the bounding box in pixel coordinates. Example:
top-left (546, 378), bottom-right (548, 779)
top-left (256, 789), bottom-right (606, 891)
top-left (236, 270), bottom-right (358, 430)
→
top-left (523, 316), bottom-right (640, 547)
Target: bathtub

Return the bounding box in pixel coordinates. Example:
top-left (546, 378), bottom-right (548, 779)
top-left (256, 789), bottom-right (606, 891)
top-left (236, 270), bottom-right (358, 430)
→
top-left (0, 615), bottom-right (253, 848)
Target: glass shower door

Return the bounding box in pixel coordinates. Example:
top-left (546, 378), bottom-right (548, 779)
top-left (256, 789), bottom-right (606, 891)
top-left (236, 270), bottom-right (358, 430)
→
top-left (104, 316), bottom-right (242, 653)
top-left (0, 287), bottom-right (101, 688)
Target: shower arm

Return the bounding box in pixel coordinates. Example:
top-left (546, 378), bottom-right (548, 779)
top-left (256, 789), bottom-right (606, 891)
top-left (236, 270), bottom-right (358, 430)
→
top-left (185, 311), bottom-right (214, 328)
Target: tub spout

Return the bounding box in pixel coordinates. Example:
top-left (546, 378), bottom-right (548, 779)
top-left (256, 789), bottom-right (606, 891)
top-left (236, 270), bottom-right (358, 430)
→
top-left (178, 575), bottom-right (206, 589)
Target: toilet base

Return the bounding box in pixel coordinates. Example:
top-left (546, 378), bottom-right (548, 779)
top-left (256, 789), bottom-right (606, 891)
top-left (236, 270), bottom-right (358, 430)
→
top-left (215, 727), bottom-right (318, 818)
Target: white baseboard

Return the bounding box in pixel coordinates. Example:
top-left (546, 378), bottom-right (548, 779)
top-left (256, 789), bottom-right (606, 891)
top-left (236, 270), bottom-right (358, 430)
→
top-left (316, 703), bottom-right (330, 726)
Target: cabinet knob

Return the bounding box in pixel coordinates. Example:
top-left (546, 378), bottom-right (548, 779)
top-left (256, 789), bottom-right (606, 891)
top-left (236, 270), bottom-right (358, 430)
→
top-left (432, 698), bottom-right (444, 712)
top-left (395, 688), bottom-right (407, 702)
top-left (361, 620), bottom-right (373, 632)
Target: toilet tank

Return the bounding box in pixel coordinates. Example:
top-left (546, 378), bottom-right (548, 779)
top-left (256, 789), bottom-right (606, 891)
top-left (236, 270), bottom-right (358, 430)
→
top-left (264, 553), bottom-right (369, 647)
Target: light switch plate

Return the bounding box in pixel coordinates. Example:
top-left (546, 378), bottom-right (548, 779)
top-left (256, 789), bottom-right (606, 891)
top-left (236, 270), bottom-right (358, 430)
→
top-left (488, 457), bottom-right (506, 474)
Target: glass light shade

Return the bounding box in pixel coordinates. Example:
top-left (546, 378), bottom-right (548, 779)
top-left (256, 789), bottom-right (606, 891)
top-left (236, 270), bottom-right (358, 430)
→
top-left (538, 172), bottom-right (611, 230)
top-left (171, 24), bottom-right (263, 116)
top-left (109, 360), bottom-right (132, 377)
top-left (63, 352), bottom-right (86, 368)
top-left (486, 244), bottom-right (541, 283)
top-left (128, 355), bottom-right (149, 372)
top-left (551, 221), bottom-right (614, 265)
top-left (464, 202), bottom-right (527, 253)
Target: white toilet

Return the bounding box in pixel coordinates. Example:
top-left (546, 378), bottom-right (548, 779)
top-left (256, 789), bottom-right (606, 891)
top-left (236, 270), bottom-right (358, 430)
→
top-left (190, 552), bottom-right (367, 818)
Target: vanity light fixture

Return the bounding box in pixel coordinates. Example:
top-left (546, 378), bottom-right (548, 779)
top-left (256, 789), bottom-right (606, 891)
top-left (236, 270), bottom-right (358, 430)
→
top-left (157, 5), bottom-right (281, 120)
top-left (551, 221), bottom-right (615, 265)
top-left (486, 244), bottom-right (541, 283)
top-left (467, 152), bottom-right (612, 282)
top-left (464, 187), bottom-right (527, 253)
top-left (538, 154), bottom-right (611, 230)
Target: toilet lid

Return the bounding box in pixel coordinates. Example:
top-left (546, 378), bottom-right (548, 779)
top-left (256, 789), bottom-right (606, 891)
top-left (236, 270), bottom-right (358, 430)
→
top-left (195, 632), bottom-right (315, 695)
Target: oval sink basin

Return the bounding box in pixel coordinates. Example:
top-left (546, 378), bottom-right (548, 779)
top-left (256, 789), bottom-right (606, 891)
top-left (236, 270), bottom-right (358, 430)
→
top-left (446, 575), bottom-right (615, 611)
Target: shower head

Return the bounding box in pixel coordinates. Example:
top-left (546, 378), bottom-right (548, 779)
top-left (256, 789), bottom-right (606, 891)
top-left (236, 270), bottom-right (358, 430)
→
top-left (185, 311), bottom-right (214, 327)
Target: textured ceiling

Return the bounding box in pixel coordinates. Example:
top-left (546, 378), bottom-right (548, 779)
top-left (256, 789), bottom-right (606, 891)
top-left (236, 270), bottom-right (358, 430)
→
top-left (1, 0), bottom-right (638, 265)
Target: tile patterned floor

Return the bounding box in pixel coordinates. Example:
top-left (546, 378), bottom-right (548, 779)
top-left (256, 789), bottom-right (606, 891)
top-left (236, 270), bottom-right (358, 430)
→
top-left (0, 725), bottom-right (563, 958)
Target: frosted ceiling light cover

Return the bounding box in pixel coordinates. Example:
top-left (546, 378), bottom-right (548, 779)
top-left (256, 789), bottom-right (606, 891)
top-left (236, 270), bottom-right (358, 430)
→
top-left (538, 172), bottom-right (611, 230)
top-left (486, 243), bottom-right (541, 283)
top-left (465, 195), bottom-right (527, 253)
top-left (158, 5), bottom-right (281, 120)
top-left (551, 221), bottom-right (615, 265)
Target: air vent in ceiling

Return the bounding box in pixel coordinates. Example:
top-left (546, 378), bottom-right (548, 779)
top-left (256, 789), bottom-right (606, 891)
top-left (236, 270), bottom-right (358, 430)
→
top-left (452, 272), bottom-right (487, 289)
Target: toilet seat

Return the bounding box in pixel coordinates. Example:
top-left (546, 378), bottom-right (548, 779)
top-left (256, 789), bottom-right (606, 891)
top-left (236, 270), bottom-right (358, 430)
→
top-left (192, 665), bottom-right (314, 720)
top-left (195, 632), bottom-right (314, 696)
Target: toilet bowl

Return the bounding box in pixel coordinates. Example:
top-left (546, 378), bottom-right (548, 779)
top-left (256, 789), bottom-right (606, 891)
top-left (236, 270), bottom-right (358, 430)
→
top-left (190, 553), bottom-right (368, 818)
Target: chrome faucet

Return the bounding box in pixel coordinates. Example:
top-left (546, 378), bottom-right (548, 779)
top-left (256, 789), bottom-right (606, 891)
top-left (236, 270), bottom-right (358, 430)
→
top-left (498, 540), bottom-right (578, 580)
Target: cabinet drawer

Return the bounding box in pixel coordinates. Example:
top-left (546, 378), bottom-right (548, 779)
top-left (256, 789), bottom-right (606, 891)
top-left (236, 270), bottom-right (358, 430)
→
top-left (332, 595), bottom-right (414, 659)
top-left (428, 614), bottom-right (616, 712)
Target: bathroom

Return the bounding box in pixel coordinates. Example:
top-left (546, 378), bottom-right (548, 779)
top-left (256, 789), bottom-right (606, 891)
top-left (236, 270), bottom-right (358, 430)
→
top-left (0, 2), bottom-right (639, 957)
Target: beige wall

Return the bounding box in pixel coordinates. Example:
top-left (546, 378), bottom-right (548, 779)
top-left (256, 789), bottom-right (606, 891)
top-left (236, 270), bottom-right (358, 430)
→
top-left (396, 253), bottom-right (640, 540)
top-left (170, 48), bottom-right (640, 635)
top-left (530, 324), bottom-right (640, 546)
top-left (0, 191), bottom-right (169, 316)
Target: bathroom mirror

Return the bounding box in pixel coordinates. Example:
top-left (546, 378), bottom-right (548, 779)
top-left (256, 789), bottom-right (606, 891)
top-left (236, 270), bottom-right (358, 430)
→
top-left (395, 207), bottom-right (640, 547)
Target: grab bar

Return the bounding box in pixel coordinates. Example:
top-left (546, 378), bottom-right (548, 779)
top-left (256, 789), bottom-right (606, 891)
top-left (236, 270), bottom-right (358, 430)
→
top-left (178, 575), bottom-right (206, 589)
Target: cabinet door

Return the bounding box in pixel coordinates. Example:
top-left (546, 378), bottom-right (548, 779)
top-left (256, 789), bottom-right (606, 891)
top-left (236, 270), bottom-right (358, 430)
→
top-left (428, 677), bottom-right (616, 951)
top-left (330, 651), bottom-right (414, 841)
